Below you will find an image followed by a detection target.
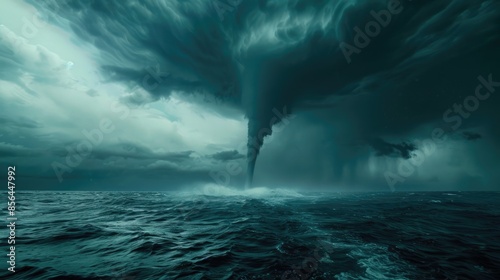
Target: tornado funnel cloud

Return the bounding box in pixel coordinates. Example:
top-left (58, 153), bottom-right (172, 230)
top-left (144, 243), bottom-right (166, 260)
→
top-left (245, 156), bottom-right (256, 188)
top-left (245, 119), bottom-right (270, 189)
top-left (245, 105), bottom-right (288, 188)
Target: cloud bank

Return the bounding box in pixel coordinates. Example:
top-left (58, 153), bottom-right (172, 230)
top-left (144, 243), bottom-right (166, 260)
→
top-left (1, 0), bottom-right (499, 190)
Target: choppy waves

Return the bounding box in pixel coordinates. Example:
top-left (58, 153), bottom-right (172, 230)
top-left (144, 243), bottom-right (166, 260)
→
top-left (2, 190), bottom-right (500, 279)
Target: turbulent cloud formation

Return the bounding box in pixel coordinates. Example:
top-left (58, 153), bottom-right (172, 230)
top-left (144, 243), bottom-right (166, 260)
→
top-left (210, 150), bottom-right (244, 162)
top-left (368, 138), bottom-right (417, 159)
top-left (1, 0), bottom-right (499, 190)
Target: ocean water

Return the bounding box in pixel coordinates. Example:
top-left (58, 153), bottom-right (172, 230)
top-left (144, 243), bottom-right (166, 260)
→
top-left (2, 188), bottom-right (500, 279)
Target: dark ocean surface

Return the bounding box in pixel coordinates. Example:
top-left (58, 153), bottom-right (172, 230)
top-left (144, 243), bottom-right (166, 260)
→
top-left (2, 189), bottom-right (499, 279)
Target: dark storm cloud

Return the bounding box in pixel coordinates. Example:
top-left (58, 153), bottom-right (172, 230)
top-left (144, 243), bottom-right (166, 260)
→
top-left (368, 138), bottom-right (417, 159)
top-left (462, 132), bottom-right (482, 141)
top-left (90, 149), bottom-right (193, 162)
top-left (0, 142), bottom-right (39, 157)
top-left (27, 0), bottom-right (500, 188)
top-left (29, 0), bottom-right (240, 104)
top-left (102, 65), bottom-right (204, 102)
top-left (85, 89), bottom-right (99, 97)
top-left (210, 150), bottom-right (244, 161)
top-left (0, 116), bottom-right (42, 129)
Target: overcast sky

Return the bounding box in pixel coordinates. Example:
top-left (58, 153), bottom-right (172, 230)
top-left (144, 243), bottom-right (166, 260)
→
top-left (1, 0), bottom-right (499, 191)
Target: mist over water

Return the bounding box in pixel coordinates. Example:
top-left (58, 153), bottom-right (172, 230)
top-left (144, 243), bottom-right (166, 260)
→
top-left (4, 190), bottom-right (500, 279)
